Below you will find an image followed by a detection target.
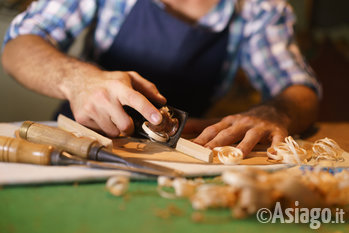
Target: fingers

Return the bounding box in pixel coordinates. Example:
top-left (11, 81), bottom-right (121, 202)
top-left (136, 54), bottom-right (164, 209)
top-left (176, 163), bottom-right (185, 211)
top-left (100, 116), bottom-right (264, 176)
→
top-left (193, 120), bottom-right (232, 145)
top-left (70, 71), bottom-right (166, 137)
top-left (118, 86), bottom-right (163, 125)
top-left (74, 102), bottom-right (120, 137)
top-left (182, 118), bottom-right (220, 135)
top-left (236, 128), bottom-right (267, 156)
top-left (271, 131), bottom-right (287, 148)
top-left (91, 110), bottom-right (120, 137)
top-left (74, 89), bottom-right (134, 137)
top-left (192, 111), bottom-right (289, 157)
top-left (128, 71), bottom-right (167, 105)
top-left (99, 99), bottom-right (134, 135)
top-left (204, 124), bottom-right (248, 149)
top-left (74, 115), bottom-right (101, 133)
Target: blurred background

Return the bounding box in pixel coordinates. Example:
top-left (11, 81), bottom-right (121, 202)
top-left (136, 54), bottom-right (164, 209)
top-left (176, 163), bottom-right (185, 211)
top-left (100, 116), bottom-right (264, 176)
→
top-left (0, 0), bottom-right (348, 122)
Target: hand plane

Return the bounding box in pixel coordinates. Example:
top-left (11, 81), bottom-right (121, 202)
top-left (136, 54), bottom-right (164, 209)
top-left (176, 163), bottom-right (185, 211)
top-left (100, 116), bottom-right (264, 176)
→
top-left (124, 105), bottom-right (188, 147)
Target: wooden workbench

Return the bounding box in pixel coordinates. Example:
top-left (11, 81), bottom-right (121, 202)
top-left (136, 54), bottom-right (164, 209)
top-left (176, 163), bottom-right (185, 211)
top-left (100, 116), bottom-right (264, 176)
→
top-left (304, 122), bottom-right (349, 151)
top-left (0, 122), bottom-right (348, 233)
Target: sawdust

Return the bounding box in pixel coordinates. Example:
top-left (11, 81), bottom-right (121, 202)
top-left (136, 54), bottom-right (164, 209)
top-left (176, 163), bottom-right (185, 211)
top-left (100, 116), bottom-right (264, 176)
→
top-left (154, 204), bottom-right (184, 219)
top-left (191, 212), bottom-right (205, 223)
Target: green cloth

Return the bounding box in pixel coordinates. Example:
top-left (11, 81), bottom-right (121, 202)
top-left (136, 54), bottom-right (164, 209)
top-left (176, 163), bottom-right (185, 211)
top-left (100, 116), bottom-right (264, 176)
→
top-left (0, 181), bottom-right (346, 233)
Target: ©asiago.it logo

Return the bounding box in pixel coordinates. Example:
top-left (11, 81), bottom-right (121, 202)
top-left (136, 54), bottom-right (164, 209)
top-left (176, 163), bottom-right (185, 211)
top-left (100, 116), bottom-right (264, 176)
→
top-left (256, 201), bottom-right (346, 229)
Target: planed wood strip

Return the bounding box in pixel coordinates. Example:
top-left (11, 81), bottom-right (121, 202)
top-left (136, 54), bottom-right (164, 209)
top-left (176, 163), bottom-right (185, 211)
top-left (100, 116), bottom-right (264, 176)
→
top-left (175, 138), bottom-right (213, 163)
top-left (57, 114), bottom-right (113, 150)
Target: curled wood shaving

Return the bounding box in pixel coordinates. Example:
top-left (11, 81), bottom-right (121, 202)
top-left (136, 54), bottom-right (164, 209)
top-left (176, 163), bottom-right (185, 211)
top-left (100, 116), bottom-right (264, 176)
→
top-left (106, 176), bottom-right (129, 196)
top-left (222, 169), bottom-right (268, 188)
top-left (213, 146), bottom-right (243, 165)
top-left (157, 168), bottom-right (349, 219)
top-left (301, 169), bottom-right (349, 206)
top-left (267, 136), bottom-right (308, 164)
top-left (157, 176), bottom-right (173, 187)
top-left (191, 184), bottom-right (236, 210)
top-left (157, 176), bottom-right (203, 199)
top-left (142, 122), bottom-right (169, 142)
top-left (142, 106), bottom-right (179, 142)
top-left (312, 137), bottom-right (344, 162)
top-left (147, 107), bottom-right (179, 137)
top-left (335, 170), bottom-right (349, 189)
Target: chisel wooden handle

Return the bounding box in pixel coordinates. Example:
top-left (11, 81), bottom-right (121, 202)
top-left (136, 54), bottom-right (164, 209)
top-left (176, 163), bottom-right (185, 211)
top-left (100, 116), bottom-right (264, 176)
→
top-left (0, 136), bottom-right (53, 165)
top-left (19, 121), bottom-right (101, 158)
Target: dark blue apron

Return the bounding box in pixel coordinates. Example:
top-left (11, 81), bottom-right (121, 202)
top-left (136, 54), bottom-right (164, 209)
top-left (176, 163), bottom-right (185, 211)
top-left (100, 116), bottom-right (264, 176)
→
top-left (56, 0), bottom-right (229, 119)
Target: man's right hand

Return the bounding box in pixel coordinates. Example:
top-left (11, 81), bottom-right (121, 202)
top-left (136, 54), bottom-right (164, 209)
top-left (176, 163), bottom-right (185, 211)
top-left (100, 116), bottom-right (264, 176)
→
top-left (63, 70), bottom-right (167, 137)
top-left (2, 35), bottom-right (166, 137)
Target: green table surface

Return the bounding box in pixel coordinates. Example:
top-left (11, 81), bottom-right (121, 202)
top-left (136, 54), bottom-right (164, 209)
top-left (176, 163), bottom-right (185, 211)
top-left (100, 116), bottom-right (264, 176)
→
top-left (0, 180), bottom-right (347, 233)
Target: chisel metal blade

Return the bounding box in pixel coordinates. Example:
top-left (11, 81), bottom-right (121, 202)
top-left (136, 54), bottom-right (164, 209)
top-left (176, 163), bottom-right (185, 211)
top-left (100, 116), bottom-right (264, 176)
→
top-left (86, 160), bottom-right (179, 177)
top-left (60, 152), bottom-right (181, 177)
top-left (91, 147), bottom-right (183, 177)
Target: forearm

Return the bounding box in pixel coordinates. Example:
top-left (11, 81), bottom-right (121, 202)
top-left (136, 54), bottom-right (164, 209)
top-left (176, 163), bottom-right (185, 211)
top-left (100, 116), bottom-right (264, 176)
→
top-left (2, 35), bottom-right (165, 136)
top-left (1, 35), bottom-right (99, 100)
top-left (266, 85), bottom-right (319, 135)
top-left (194, 84), bottom-right (319, 154)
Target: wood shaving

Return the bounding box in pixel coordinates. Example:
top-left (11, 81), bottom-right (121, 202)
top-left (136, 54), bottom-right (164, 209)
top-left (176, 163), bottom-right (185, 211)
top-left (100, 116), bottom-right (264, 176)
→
top-left (106, 176), bottom-right (129, 196)
top-left (213, 146), bottom-right (243, 165)
top-left (142, 106), bottom-right (179, 142)
top-left (147, 107), bottom-right (179, 137)
top-left (267, 136), bottom-right (309, 164)
top-left (157, 168), bottom-right (349, 219)
top-left (267, 136), bottom-right (345, 165)
top-left (301, 169), bottom-right (349, 206)
top-left (157, 176), bottom-right (173, 187)
top-left (191, 184), bottom-right (236, 210)
top-left (157, 176), bottom-right (203, 199)
top-left (154, 204), bottom-right (184, 219)
top-left (142, 122), bottom-right (169, 142)
top-left (222, 169), bottom-right (268, 188)
top-left (191, 212), bottom-right (205, 222)
top-left (312, 137), bottom-right (344, 162)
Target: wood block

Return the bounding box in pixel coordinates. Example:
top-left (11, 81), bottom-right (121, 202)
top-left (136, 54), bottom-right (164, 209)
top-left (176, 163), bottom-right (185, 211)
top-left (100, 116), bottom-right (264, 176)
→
top-left (175, 138), bottom-right (213, 163)
top-left (112, 137), bottom-right (205, 163)
top-left (57, 114), bottom-right (113, 150)
top-left (112, 137), bottom-right (273, 165)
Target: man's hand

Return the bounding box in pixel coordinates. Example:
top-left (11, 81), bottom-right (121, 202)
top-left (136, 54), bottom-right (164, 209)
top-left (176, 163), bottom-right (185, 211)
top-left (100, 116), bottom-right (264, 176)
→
top-left (193, 105), bottom-right (289, 156)
top-left (192, 85), bottom-right (319, 156)
top-left (65, 70), bottom-right (167, 137)
top-left (2, 35), bottom-right (166, 137)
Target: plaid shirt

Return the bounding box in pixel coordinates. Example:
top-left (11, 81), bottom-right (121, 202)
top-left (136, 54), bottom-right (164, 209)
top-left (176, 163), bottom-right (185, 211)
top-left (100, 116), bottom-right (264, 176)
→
top-left (3, 0), bottom-right (321, 100)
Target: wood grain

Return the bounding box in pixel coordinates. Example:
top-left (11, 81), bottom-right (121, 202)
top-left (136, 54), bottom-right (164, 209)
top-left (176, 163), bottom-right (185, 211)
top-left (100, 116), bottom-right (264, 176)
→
top-left (0, 136), bottom-right (53, 165)
top-left (175, 138), bottom-right (213, 163)
top-left (58, 114), bottom-right (113, 149)
top-left (112, 137), bottom-right (274, 165)
top-left (20, 121), bottom-right (98, 159)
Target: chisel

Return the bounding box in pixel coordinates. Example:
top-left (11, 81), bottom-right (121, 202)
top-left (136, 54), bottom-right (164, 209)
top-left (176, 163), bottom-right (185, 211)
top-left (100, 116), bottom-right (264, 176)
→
top-left (19, 121), bottom-right (182, 176)
top-left (0, 136), bottom-right (178, 177)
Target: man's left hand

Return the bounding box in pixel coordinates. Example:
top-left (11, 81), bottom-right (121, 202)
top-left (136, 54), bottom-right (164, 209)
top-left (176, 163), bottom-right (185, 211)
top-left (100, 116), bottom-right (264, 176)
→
top-left (193, 105), bottom-right (290, 156)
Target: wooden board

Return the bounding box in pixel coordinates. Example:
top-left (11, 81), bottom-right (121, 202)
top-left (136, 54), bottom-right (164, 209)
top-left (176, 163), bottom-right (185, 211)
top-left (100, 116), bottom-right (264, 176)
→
top-left (112, 137), bottom-right (349, 177)
top-left (57, 114), bottom-right (113, 149)
top-left (112, 137), bottom-right (275, 165)
top-left (1, 122), bottom-right (348, 183)
top-left (175, 138), bottom-right (213, 163)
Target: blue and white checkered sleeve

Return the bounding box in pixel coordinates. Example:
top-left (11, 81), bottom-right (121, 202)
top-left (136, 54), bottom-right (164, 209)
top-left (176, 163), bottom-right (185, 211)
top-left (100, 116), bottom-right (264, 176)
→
top-left (239, 1), bottom-right (322, 100)
top-left (3, 0), bottom-right (97, 52)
